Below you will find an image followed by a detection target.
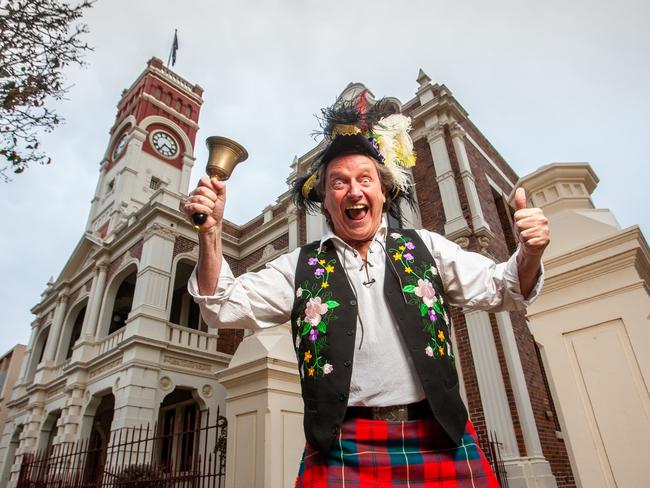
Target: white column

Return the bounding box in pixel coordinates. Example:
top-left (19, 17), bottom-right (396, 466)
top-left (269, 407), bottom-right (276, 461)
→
top-left (495, 312), bottom-right (543, 456)
top-left (464, 310), bottom-right (519, 459)
top-left (449, 123), bottom-right (492, 235)
top-left (17, 323), bottom-right (38, 381)
top-left (287, 205), bottom-right (299, 251)
top-left (426, 126), bottom-right (470, 239)
top-left (180, 155), bottom-right (194, 194)
top-left (217, 324), bottom-right (304, 488)
top-left (42, 291), bottom-right (69, 363)
top-left (127, 223), bottom-right (175, 341)
top-left (306, 212), bottom-right (324, 243)
top-left (82, 260), bottom-right (108, 338)
top-left (495, 312), bottom-right (557, 487)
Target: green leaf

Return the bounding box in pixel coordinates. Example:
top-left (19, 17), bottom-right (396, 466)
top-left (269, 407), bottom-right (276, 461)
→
top-left (420, 303), bottom-right (429, 317)
top-left (317, 322), bottom-right (327, 333)
top-left (433, 301), bottom-right (443, 315)
top-left (326, 300), bottom-right (340, 309)
top-left (301, 322), bottom-right (311, 336)
top-left (403, 285), bottom-right (415, 293)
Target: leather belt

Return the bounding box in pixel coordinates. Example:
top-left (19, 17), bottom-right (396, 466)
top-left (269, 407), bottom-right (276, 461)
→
top-left (344, 399), bottom-right (433, 422)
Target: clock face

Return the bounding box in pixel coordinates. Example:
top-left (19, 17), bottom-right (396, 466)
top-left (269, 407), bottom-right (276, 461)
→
top-left (151, 130), bottom-right (179, 158)
top-left (112, 133), bottom-right (128, 160)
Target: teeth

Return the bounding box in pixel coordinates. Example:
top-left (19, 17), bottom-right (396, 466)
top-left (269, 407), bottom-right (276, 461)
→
top-left (347, 205), bottom-right (366, 210)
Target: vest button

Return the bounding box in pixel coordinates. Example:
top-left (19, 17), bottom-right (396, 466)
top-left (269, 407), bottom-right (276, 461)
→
top-left (338, 393), bottom-right (346, 402)
top-left (344, 360), bottom-right (351, 367)
top-left (350, 299), bottom-right (357, 306)
top-left (346, 329), bottom-right (354, 336)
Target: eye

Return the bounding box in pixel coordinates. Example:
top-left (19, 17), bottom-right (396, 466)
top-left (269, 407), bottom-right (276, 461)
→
top-left (361, 177), bottom-right (372, 184)
top-left (331, 178), bottom-right (345, 189)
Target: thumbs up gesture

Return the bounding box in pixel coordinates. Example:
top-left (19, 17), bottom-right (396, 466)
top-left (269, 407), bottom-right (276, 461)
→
top-left (513, 188), bottom-right (550, 258)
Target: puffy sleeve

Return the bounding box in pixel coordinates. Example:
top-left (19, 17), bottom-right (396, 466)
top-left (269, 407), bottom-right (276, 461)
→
top-left (415, 229), bottom-right (543, 311)
top-left (187, 247), bottom-right (301, 329)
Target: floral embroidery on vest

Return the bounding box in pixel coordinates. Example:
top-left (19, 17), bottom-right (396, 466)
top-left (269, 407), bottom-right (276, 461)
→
top-left (294, 247), bottom-right (340, 379)
top-left (388, 231), bottom-right (454, 360)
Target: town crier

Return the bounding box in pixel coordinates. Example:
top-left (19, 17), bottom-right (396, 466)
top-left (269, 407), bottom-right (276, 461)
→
top-left (183, 92), bottom-right (549, 487)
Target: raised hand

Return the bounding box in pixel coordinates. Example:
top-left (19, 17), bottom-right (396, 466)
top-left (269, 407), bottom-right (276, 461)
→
top-left (182, 177), bottom-right (226, 232)
top-left (513, 188), bottom-right (549, 258)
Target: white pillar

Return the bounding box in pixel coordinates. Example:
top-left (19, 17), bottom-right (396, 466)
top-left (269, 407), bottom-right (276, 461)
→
top-left (464, 310), bottom-right (519, 459)
top-left (449, 123), bottom-right (492, 236)
top-left (82, 260), bottom-right (108, 338)
top-left (42, 290), bottom-right (69, 363)
top-left (426, 126), bottom-right (470, 239)
top-left (180, 155), bottom-right (194, 194)
top-left (495, 312), bottom-right (557, 487)
top-left (217, 324), bottom-right (304, 488)
top-left (127, 223), bottom-right (175, 341)
top-left (306, 212), bottom-right (324, 243)
top-left (287, 205), bottom-right (299, 251)
top-left (17, 323), bottom-right (38, 382)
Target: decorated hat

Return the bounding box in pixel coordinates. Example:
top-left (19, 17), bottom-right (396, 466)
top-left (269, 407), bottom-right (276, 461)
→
top-left (291, 90), bottom-right (417, 219)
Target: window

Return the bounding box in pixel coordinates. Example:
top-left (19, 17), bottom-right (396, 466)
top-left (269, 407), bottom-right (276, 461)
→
top-left (107, 179), bottom-right (115, 194)
top-left (65, 305), bottom-right (86, 359)
top-left (109, 271), bottom-right (136, 334)
top-left (150, 176), bottom-right (162, 191)
top-left (158, 389), bottom-right (200, 471)
top-left (169, 260), bottom-right (202, 330)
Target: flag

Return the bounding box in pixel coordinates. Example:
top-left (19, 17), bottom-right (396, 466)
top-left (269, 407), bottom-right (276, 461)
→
top-left (169, 29), bottom-right (179, 67)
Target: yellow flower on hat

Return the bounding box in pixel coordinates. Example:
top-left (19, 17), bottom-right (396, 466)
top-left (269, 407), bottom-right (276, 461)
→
top-left (319, 259), bottom-right (325, 265)
top-left (399, 245), bottom-right (405, 251)
top-left (438, 330), bottom-right (445, 342)
top-left (405, 267), bottom-right (413, 274)
top-left (321, 282), bottom-right (329, 288)
top-left (438, 346), bottom-right (445, 356)
top-left (393, 252), bottom-right (402, 261)
top-left (325, 264), bottom-right (335, 273)
top-left (308, 367), bottom-right (315, 377)
top-left (304, 351), bottom-right (312, 363)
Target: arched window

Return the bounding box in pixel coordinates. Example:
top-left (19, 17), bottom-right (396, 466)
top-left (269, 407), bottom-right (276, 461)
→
top-left (37, 410), bottom-right (61, 454)
top-left (26, 326), bottom-right (49, 381)
top-left (0, 424), bottom-right (23, 485)
top-left (158, 388), bottom-right (200, 471)
top-left (109, 271), bottom-right (136, 335)
top-left (169, 260), bottom-right (201, 330)
top-left (59, 300), bottom-right (88, 359)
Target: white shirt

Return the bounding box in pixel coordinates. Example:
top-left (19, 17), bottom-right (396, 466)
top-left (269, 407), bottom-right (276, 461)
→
top-left (188, 219), bottom-right (542, 407)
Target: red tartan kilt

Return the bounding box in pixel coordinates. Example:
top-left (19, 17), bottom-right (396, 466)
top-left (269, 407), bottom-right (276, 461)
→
top-left (295, 417), bottom-right (500, 487)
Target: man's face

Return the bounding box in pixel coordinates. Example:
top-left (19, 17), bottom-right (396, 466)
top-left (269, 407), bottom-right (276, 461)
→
top-left (322, 154), bottom-right (386, 246)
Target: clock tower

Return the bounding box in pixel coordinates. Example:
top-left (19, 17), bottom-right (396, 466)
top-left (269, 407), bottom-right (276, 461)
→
top-left (86, 57), bottom-right (204, 240)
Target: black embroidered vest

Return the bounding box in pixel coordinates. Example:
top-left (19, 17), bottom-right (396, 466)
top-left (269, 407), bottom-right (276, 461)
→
top-left (290, 228), bottom-right (467, 453)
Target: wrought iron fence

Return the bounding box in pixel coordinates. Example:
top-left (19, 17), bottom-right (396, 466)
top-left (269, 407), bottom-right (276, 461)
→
top-left (17, 408), bottom-right (227, 488)
top-left (485, 429), bottom-right (509, 488)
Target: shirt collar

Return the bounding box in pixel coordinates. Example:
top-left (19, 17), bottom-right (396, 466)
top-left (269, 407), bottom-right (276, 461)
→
top-left (319, 215), bottom-right (388, 252)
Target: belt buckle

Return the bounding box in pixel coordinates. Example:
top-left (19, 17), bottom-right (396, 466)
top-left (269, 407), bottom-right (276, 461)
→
top-left (371, 405), bottom-right (408, 421)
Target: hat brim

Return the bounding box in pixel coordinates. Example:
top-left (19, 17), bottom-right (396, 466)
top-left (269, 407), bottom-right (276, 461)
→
top-left (319, 133), bottom-right (382, 167)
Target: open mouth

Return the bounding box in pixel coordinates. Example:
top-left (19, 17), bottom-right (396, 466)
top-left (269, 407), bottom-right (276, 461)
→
top-left (345, 204), bottom-right (368, 221)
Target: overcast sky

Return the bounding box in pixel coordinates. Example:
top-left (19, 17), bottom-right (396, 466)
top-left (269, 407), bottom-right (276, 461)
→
top-left (1, 0), bottom-right (648, 355)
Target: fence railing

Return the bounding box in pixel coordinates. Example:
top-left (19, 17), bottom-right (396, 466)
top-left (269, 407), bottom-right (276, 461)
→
top-left (485, 430), bottom-right (510, 488)
top-left (167, 324), bottom-right (218, 353)
top-left (96, 329), bottom-right (125, 357)
top-left (17, 408), bottom-right (227, 488)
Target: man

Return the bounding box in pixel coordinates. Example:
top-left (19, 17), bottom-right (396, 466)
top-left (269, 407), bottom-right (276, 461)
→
top-left (183, 94), bottom-right (549, 487)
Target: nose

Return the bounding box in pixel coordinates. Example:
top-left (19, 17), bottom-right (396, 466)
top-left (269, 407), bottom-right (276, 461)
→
top-left (348, 180), bottom-right (362, 198)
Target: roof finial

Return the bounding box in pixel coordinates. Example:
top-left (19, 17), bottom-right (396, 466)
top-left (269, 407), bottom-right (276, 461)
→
top-left (416, 68), bottom-right (431, 87)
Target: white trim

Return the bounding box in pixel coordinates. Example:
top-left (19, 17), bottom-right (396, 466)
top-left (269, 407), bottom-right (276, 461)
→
top-left (465, 133), bottom-right (515, 188)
